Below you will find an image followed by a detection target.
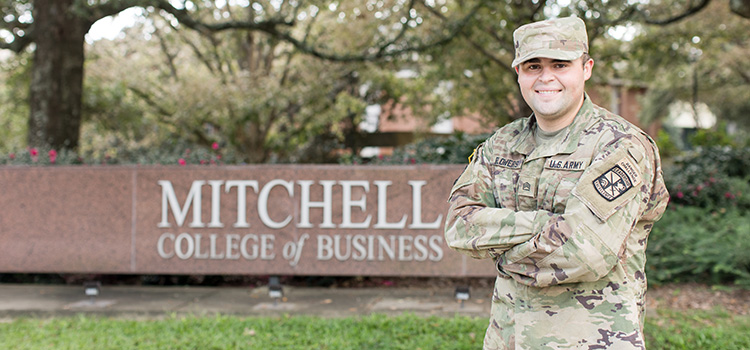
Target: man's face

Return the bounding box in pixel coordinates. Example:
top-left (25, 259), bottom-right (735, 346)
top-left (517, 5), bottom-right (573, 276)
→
top-left (516, 57), bottom-right (593, 130)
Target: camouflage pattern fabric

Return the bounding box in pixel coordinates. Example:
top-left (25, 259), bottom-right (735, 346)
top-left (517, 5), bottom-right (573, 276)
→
top-left (511, 16), bottom-right (589, 67)
top-left (445, 95), bottom-right (669, 349)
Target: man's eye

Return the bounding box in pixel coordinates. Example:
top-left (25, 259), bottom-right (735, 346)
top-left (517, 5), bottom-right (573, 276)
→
top-left (527, 65), bottom-right (541, 70)
top-left (554, 63), bottom-right (569, 69)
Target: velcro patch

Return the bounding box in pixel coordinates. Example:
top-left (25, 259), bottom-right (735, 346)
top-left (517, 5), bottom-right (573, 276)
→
top-left (593, 165), bottom-right (633, 201)
top-left (518, 177), bottom-right (537, 198)
top-left (545, 158), bottom-right (589, 171)
top-left (493, 157), bottom-right (523, 169)
top-left (572, 148), bottom-right (644, 221)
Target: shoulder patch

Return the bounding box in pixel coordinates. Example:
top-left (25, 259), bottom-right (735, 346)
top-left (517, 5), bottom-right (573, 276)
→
top-left (572, 148), bottom-right (644, 221)
top-left (593, 157), bottom-right (641, 201)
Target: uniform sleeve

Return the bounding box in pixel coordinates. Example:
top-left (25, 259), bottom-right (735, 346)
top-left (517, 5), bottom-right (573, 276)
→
top-left (444, 143), bottom-right (538, 260)
top-left (496, 139), bottom-right (666, 287)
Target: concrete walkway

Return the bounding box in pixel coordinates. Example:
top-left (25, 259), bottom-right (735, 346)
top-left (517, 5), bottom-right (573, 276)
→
top-left (0, 284), bottom-right (492, 319)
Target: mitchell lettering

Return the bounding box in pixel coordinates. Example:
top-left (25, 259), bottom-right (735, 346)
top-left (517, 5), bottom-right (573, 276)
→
top-left (157, 179), bottom-right (442, 230)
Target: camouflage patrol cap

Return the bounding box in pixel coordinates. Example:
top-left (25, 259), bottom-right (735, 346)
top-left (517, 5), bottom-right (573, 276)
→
top-left (511, 16), bottom-right (589, 67)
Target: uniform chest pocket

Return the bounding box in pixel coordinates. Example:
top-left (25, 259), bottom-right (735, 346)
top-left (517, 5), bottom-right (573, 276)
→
top-left (492, 167), bottom-right (520, 209)
top-left (539, 158), bottom-right (589, 213)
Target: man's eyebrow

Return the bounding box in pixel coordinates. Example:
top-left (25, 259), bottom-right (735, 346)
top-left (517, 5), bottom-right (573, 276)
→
top-left (521, 58), bottom-right (572, 65)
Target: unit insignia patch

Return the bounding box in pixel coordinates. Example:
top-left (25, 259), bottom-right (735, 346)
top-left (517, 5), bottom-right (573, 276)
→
top-left (593, 165), bottom-right (633, 201)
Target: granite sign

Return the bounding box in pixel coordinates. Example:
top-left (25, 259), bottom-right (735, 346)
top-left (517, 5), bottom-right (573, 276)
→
top-left (0, 165), bottom-right (495, 277)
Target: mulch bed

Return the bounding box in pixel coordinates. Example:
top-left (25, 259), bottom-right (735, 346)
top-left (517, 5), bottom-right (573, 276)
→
top-left (646, 283), bottom-right (750, 315)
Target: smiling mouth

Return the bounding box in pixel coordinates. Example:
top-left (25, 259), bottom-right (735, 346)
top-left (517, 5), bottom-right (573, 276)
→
top-left (536, 90), bottom-right (561, 95)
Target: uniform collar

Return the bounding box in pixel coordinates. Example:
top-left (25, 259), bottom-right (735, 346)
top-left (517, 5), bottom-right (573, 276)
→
top-left (510, 93), bottom-right (597, 160)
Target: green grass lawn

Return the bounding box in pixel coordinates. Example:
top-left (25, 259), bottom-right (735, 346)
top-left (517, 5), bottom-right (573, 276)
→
top-left (645, 308), bottom-right (750, 350)
top-left (1, 309), bottom-right (748, 349)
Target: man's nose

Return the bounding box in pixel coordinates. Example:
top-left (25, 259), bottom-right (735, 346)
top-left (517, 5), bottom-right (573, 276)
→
top-left (539, 66), bottom-right (555, 81)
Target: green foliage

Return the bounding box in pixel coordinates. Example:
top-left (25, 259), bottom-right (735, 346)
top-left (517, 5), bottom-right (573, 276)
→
top-left (664, 146), bottom-right (750, 209)
top-left (0, 142), bottom-right (239, 166)
top-left (647, 206), bottom-right (750, 286)
top-left (689, 123), bottom-right (739, 148)
top-left (624, 1), bottom-right (750, 132)
top-left (645, 309), bottom-right (750, 350)
top-left (655, 129), bottom-right (681, 158)
top-left (655, 144), bottom-right (750, 286)
top-left (342, 132), bottom-right (490, 165)
top-left (0, 50), bottom-right (31, 153)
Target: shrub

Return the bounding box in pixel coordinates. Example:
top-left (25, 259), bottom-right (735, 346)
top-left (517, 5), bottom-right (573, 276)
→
top-left (646, 205), bottom-right (750, 287)
top-left (0, 142), bottom-right (239, 166)
top-left (689, 123), bottom-right (740, 148)
top-left (343, 132), bottom-right (491, 165)
top-left (664, 146), bottom-right (750, 210)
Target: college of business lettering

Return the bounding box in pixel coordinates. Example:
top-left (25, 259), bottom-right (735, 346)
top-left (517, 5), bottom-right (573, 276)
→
top-left (156, 179), bottom-right (444, 266)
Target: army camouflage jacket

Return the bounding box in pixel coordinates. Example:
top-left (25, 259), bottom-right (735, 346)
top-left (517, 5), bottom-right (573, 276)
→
top-left (445, 95), bottom-right (669, 349)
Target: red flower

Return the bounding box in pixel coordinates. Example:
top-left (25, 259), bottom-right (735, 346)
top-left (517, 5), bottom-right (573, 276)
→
top-left (725, 192), bottom-right (735, 199)
top-left (212, 142), bottom-right (220, 150)
top-left (8, 153), bottom-right (15, 160)
top-left (676, 191), bottom-right (684, 199)
top-left (29, 148), bottom-right (39, 162)
top-left (178, 158), bottom-right (186, 166)
top-left (48, 149), bottom-right (57, 164)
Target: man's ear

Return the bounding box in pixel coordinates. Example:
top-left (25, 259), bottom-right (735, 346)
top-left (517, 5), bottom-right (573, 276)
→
top-left (583, 59), bottom-right (594, 80)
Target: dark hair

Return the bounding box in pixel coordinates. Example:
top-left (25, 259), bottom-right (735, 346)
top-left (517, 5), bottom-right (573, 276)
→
top-left (581, 53), bottom-right (591, 65)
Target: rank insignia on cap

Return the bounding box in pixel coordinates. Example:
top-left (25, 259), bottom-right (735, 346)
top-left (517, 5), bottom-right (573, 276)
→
top-left (593, 165), bottom-right (633, 201)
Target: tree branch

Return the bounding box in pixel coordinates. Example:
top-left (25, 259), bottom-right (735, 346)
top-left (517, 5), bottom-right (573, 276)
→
top-left (72, 0), bottom-right (148, 24)
top-left (419, 1), bottom-right (514, 70)
top-left (372, 0), bottom-right (417, 56)
top-left (169, 19), bottom-right (217, 74)
top-left (0, 31), bottom-right (34, 52)
top-left (0, 15), bottom-right (35, 52)
top-left (636, 0), bottom-right (714, 25)
top-left (152, 25), bottom-right (179, 79)
top-left (127, 84), bottom-right (174, 118)
top-left (155, 0), bottom-right (483, 62)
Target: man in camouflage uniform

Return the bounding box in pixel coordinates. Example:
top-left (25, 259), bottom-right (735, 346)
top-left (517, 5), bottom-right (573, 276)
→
top-left (444, 17), bottom-right (669, 349)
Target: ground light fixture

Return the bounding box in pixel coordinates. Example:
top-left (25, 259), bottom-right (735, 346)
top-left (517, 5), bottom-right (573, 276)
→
top-left (454, 285), bottom-right (470, 308)
top-left (83, 281), bottom-right (101, 303)
top-left (268, 276), bottom-right (283, 305)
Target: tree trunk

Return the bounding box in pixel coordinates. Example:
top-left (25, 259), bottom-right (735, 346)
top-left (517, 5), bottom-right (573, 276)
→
top-left (730, 0), bottom-right (750, 18)
top-left (28, 0), bottom-right (91, 150)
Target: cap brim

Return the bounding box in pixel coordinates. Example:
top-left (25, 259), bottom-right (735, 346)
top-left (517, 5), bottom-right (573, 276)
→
top-left (511, 49), bottom-right (584, 68)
